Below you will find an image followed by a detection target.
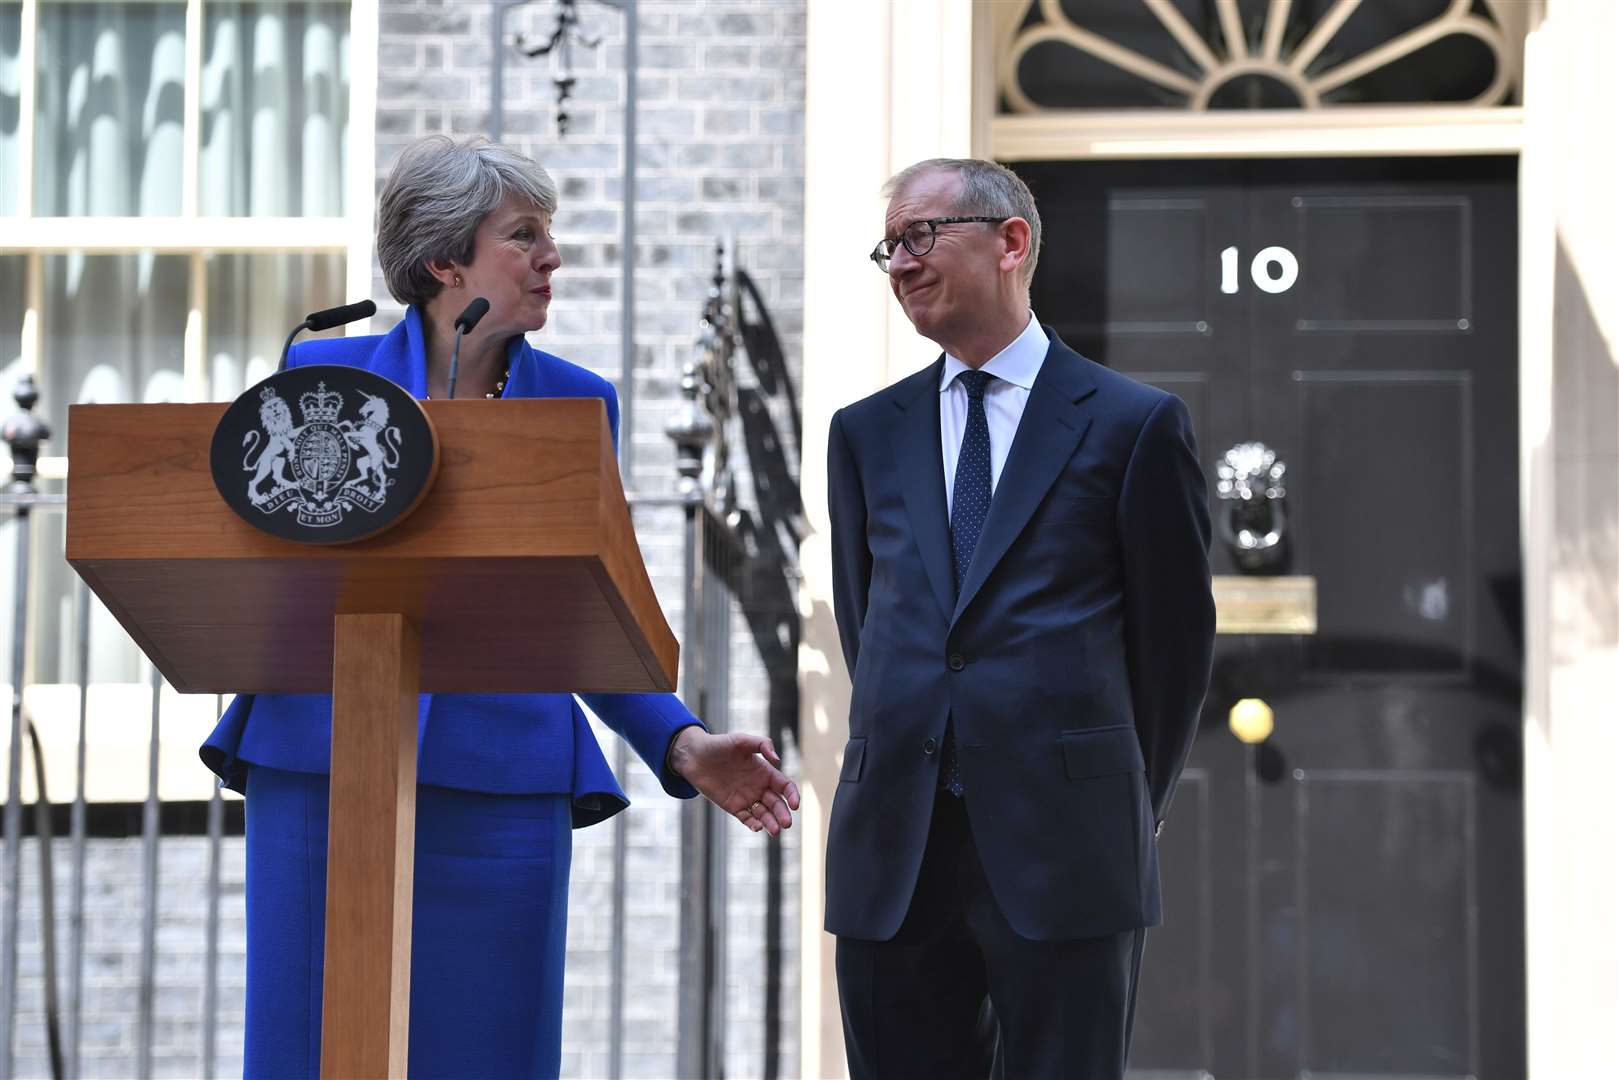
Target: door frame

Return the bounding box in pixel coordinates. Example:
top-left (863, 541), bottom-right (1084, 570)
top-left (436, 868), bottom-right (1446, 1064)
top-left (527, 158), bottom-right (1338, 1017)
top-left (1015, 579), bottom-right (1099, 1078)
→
top-left (1021, 154), bottom-right (1525, 1077)
top-left (990, 130), bottom-right (1535, 1080)
top-left (981, 50), bottom-right (1538, 1080)
top-left (798, 6), bottom-right (1560, 1077)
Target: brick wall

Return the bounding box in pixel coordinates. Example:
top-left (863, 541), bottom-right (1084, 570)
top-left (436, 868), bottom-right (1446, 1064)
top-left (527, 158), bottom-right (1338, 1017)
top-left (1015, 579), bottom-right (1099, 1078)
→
top-left (11, 836), bottom-right (246, 1078)
top-left (376, 1), bottom-right (808, 1073)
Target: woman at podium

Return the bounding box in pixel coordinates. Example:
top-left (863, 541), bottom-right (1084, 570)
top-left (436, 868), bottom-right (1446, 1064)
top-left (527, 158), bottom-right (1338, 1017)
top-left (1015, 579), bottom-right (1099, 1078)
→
top-left (200, 134), bottom-right (800, 1078)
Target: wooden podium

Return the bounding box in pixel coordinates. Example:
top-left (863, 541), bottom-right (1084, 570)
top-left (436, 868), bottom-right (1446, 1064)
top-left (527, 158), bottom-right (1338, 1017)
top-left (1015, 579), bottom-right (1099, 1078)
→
top-left (65, 398), bottom-right (678, 1077)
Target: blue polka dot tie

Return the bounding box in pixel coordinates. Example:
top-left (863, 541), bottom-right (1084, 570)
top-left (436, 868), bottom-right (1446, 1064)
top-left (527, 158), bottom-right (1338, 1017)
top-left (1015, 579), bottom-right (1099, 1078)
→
top-left (943, 369), bottom-right (995, 797)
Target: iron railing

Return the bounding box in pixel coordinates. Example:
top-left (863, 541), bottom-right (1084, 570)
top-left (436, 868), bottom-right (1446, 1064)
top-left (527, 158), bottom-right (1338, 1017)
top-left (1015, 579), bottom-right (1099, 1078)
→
top-left (0, 243), bottom-right (801, 1079)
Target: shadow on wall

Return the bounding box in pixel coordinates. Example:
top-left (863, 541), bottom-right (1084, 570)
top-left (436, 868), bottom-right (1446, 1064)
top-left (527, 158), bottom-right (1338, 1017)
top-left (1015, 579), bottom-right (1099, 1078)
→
top-left (794, 587), bottom-right (849, 1077)
top-left (1550, 237), bottom-right (1619, 663)
top-left (798, 593), bottom-right (851, 800)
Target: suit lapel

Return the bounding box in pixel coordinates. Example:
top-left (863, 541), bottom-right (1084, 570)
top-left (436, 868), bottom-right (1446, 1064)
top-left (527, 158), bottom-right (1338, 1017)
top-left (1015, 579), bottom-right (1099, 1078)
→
top-left (357, 306), bottom-right (429, 397)
top-left (498, 335), bottom-right (540, 397)
top-left (886, 360), bottom-right (956, 625)
top-left (951, 338), bottom-right (1097, 627)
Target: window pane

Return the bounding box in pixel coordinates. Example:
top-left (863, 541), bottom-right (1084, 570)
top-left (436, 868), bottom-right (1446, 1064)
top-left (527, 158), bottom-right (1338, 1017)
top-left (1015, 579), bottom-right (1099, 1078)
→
top-left (43, 252), bottom-right (187, 435)
top-left (0, 255), bottom-right (29, 683)
top-left (1, 3), bottom-right (20, 215)
top-left (206, 251), bottom-right (346, 397)
top-left (0, 255), bottom-right (22, 400)
top-left (35, 1), bottom-right (187, 216)
top-left (33, 253), bottom-right (186, 682)
top-left (1008, 0), bottom-right (1520, 110)
top-left (0, 255), bottom-right (22, 695)
top-left (202, 3), bottom-right (350, 216)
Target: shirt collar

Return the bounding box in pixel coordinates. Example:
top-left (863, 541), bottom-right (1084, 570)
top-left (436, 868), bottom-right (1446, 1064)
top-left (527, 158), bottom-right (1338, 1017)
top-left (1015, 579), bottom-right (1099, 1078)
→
top-left (940, 312), bottom-right (1049, 393)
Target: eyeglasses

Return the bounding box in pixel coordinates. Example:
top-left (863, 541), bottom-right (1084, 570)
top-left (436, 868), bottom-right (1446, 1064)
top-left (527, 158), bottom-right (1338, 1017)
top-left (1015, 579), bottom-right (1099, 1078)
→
top-left (869, 216), bottom-right (1009, 272)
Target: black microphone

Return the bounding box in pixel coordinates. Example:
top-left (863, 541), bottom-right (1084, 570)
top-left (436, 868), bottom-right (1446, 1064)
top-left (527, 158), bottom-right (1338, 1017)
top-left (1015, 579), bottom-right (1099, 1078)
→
top-left (277, 299), bottom-right (378, 371)
top-left (445, 297), bottom-right (490, 400)
top-left (305, 299), bottom-right (377, 332)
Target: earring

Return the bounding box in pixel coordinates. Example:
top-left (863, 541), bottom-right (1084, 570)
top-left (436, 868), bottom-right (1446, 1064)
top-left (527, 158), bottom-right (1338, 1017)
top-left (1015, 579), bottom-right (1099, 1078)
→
top-left (453, 272), bottom-right (463, 288)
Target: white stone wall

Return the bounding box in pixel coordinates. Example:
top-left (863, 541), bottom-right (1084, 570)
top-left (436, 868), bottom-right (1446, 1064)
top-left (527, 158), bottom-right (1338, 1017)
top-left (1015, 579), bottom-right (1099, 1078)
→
top-left (1520, 1), bottom-right (1619, 1073)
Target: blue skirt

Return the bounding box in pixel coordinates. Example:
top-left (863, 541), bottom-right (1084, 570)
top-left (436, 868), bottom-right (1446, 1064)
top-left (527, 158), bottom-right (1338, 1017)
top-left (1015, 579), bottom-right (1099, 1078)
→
top-left (244, 766), bottom-right (573, 1079)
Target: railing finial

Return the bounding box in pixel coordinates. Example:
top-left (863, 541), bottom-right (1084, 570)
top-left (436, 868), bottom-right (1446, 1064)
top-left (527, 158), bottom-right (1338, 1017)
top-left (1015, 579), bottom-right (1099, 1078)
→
top-left (2, 374), bottom-right (50, 495)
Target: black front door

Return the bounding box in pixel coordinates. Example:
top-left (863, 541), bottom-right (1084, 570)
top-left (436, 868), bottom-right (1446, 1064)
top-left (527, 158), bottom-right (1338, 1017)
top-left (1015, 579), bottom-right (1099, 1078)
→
top-left (1018, 157), bottom-right (1524, 1079)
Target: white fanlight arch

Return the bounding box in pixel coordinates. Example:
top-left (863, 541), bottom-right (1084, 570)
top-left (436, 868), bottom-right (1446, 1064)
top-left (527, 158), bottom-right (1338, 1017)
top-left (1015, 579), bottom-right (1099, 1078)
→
top-left (987, 0), bottom-right (1529, 161)
top-left (1000, 0), bottom-right (1520, 115)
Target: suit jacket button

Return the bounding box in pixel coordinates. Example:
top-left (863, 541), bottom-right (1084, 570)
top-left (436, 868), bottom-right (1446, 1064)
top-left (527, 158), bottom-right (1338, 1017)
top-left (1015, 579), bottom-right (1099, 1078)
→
top-left (948, 653), bottom-right (966, 671)
top-left (923, 738), bottom-right (938, 756)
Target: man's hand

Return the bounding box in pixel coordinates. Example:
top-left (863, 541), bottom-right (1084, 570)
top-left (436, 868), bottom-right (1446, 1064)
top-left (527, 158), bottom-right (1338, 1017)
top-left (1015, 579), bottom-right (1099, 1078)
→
top-left (667, 728), bottom-right (801, 836)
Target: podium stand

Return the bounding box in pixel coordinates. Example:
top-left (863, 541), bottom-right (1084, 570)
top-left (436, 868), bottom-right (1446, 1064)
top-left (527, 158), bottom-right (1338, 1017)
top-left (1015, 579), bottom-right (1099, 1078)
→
top-left (65, 398), bottom-right (677, 1077)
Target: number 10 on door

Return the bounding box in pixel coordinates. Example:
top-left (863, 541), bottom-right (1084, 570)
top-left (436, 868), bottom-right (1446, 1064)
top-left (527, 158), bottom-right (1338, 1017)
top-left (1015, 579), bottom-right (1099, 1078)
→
top-left (1221, 246), bottom-right (1299, 295)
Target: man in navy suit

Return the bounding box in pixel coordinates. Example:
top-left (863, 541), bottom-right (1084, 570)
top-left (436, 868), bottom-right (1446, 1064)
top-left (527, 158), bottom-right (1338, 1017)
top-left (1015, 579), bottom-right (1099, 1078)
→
top-left (825, 158), bottom-right (1216, 1078)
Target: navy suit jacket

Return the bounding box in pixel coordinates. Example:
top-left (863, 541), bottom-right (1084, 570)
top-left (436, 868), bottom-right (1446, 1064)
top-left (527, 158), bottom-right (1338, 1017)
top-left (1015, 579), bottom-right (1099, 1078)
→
top-left (200, 307), bottom-right (703, 826)
top-left (825, 331), bottom-right (1215, 941)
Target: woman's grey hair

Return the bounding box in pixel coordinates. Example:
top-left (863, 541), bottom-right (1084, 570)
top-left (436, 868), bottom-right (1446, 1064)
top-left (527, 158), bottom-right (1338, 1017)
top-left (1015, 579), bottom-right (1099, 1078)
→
top-left (882, 158), bottom-right (1042, 286)
top-left (376, 135), bottom-right (560, 307)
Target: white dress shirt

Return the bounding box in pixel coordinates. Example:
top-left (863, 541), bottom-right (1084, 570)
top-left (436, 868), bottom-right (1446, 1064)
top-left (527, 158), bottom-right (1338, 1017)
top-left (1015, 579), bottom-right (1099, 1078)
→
top-left (940, 313), bottom-right (1049, 516)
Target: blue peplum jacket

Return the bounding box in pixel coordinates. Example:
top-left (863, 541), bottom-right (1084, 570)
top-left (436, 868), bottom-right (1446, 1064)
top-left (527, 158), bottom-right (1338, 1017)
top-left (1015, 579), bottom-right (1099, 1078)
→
top-left (199, 306), bottom-right (704, 825)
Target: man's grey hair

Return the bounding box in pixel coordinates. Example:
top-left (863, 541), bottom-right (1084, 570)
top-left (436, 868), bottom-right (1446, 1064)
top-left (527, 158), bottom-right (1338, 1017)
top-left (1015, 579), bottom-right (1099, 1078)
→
top-left (376, 135), bottom-right (560, 307)
top-left (882, 158), bottom-right (1042, 286)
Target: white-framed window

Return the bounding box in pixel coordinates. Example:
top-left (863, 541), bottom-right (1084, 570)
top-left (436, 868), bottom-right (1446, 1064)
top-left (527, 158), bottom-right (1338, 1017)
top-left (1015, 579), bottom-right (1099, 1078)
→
top-left (3, 0), bottom-right (379, 423)
top-left (0, 0), bottom-right (378, 797)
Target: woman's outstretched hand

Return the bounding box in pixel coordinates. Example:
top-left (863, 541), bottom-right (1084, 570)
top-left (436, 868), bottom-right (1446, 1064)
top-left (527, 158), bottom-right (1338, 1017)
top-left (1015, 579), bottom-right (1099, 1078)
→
top-left (667, 728), bottom-right (801, 836)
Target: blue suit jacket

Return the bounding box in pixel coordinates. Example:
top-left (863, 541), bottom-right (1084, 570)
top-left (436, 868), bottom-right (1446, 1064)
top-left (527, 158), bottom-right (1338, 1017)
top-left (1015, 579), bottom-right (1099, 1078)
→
top-left (200, 307), bottom-right (703, 826)
top-left (825, 332), bottom-right (1215, 941)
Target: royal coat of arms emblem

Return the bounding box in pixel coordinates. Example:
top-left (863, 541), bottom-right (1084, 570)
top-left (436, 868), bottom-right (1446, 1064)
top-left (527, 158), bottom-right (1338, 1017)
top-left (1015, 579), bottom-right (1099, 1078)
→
top-left (212, 366), bottom-right (438, 544)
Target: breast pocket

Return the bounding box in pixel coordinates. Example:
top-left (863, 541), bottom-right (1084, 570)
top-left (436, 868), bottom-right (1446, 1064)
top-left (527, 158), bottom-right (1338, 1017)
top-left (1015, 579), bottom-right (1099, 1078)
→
top-left (1039, 495), bottom-right (1115, 527)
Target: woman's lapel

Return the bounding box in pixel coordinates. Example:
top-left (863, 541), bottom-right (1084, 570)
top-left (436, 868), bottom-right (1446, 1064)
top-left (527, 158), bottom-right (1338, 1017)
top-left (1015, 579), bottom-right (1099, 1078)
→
top-left (500, 335), bottom-right (544, 399)
top-left (365, 306), bottom-right (430, 398)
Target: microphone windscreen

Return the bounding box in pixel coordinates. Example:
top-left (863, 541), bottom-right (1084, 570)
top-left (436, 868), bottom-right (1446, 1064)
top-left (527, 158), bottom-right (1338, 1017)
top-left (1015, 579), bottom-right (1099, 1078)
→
top-left (304, 299), bottom-right (378, 332)
top-left (454, 297), bottom-right (491, 333)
